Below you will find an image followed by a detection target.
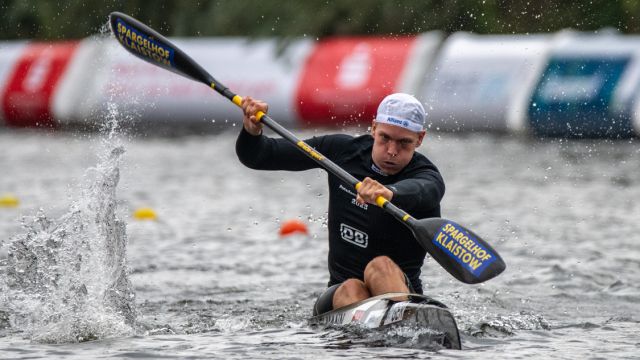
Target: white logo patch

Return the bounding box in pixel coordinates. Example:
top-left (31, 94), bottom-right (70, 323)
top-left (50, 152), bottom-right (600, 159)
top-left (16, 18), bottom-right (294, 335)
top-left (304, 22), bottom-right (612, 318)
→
top-left (340, 223), bottom-right (369, 248)
top-left (339, 184), bottom-right (368, 210)
top-left (370, 163), bottom-right (388, 176)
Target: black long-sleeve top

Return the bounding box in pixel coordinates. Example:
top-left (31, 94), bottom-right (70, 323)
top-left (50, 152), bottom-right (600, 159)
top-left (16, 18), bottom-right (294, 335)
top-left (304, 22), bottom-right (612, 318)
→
top-left (236, 128), bottom-right (445, 293)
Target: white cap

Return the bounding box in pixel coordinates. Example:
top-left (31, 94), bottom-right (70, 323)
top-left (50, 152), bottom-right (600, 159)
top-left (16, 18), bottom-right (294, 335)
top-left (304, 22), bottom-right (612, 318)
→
top-left (375, 93), bottom-right (426, 133)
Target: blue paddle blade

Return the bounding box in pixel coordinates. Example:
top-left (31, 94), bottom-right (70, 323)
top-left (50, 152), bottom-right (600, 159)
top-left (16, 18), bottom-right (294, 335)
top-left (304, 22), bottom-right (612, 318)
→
top-left (410, 218), bottom-right (506, 284)
top-left (109, 12), bottom-right (214, 85)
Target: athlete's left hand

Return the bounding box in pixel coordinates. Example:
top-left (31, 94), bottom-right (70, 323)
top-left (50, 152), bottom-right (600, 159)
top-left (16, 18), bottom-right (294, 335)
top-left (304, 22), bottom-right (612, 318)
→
top-left (356, 177), bottom-right (393, 205)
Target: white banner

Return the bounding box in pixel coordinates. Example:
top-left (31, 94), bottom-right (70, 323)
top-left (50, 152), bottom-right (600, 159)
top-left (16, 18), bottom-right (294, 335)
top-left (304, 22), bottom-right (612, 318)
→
top-left (54, 37), bottom-right (313, 132)
top-left (418, 33), bottom-right (550, 133)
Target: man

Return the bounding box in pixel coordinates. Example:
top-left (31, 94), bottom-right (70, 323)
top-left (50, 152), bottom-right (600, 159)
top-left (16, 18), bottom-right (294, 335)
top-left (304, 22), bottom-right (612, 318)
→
top-left (236, 93), bottom-right (445, 315)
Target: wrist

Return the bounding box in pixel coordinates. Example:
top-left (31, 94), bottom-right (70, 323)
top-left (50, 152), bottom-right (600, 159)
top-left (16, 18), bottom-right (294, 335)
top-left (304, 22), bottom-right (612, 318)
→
top-left (243, 125), bottom-right (262, 136)
top-left (385, 188), bottom-right (393, 201)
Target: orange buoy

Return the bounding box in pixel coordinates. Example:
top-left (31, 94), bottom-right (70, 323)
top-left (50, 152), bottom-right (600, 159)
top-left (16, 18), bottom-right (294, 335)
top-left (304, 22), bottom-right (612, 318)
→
top-left (279, 219), bottom-right (308, 237)
top-left (133, 207), bottom-right (157, 221)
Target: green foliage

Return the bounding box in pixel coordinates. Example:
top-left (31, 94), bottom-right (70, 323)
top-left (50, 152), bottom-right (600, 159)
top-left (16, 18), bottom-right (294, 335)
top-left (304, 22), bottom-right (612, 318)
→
top-left (1, 0), bottom-right (640, 40)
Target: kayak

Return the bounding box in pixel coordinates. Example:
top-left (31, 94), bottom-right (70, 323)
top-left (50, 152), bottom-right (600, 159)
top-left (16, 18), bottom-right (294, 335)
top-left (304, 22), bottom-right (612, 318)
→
top-left (308, 292), bottom-right (461, 350)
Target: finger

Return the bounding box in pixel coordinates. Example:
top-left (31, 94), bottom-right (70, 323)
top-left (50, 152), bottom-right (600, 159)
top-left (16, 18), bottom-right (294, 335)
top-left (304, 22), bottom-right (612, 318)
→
top-left (361, 189), bottom-right (375, 203)
top-left (375, 187), bottom-right (392, 202)
top-left (253, 102), bottom-right (266, 116)
top-left (241, 96), bottom-right (251, 111)
top-left (358, 177), bottom-right (372, 192)
top-left (356, 194), bottom-right (365, 205)
top-left (358, 184), bottom-right (374, 202)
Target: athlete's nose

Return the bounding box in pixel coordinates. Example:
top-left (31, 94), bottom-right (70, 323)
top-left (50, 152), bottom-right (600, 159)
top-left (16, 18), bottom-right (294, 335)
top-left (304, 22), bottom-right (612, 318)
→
top-left (387, 141), bottom-right (399, 157)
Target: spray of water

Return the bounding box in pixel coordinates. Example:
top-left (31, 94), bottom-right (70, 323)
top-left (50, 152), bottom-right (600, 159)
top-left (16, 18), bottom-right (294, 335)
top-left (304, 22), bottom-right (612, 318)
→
top-left (0, 100), bottom-right (136, 343)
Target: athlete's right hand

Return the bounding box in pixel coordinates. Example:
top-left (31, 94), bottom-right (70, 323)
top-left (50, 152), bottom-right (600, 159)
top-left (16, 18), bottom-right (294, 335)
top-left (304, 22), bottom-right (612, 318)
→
top-left (356, 177), bottom-right (393, 206)
top-left (241, 96), bottom-right (268, 136)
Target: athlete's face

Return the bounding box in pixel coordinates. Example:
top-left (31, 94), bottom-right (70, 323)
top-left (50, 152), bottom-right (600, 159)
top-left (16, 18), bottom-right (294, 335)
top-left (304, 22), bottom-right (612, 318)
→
top-left (371, 122), bottom-right (425, 175)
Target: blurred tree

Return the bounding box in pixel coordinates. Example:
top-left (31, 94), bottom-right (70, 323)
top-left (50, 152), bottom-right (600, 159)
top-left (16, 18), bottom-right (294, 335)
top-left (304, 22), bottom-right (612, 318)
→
top-left (0, 0), bottom-right (638, 40)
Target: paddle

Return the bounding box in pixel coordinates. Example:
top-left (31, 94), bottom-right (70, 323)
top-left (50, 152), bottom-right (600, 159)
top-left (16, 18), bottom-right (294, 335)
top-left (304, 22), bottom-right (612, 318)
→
top-left (108, 12), bottom-right (506, 284)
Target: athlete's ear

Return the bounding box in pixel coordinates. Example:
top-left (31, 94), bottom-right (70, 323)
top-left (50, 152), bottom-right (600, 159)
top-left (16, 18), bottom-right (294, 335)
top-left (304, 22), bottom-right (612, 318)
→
top-left (416, 130), bottom-right (426, 147)
top-left (371, 120), bottom-right (377, 135)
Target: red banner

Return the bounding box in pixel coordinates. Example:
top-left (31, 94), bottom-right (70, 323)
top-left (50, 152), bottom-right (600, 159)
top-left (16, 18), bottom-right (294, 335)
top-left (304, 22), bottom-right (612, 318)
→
top-left (1, 41), bottom-right (79, 127)
top-left (295, 36), bottom-right (417, 126)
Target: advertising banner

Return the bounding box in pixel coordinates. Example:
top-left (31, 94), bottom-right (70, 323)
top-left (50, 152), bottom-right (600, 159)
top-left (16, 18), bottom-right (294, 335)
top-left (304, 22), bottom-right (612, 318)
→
top-left (294, 34), bottom-right (441, 127)
top-left (0, 41), bottom-right (28, 125)
top-left (528, 33), bottom-right (640, 137)
top-left (55, 37), bottom-right (313, 132)
top-left (419, 33), bottom-right (550, 132)
top-left (1, 41), bottom-right (79, 128)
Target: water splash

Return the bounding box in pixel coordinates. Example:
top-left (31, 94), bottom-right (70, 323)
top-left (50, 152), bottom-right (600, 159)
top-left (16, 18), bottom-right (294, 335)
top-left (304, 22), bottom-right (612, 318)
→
top-left (0, 107), bottom-right (136, 343)
top-left (321, 324), bottom-right (448, 350)
top-left (467, 311), bottom-right (550, 337)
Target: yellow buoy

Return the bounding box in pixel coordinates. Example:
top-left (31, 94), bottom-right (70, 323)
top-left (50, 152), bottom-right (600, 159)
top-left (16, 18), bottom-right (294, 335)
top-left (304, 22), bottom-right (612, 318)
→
top-left (0, 194), bottom-right (19, 208)
top-left (133, 207), bottom-right (157, 221)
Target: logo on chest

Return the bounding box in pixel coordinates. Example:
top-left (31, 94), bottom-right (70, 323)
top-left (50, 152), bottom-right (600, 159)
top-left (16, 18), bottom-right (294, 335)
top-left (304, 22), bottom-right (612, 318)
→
top-left (340, 223), bottom-right (369, 248)
top-left (338, 184), bottom-right (368, 210)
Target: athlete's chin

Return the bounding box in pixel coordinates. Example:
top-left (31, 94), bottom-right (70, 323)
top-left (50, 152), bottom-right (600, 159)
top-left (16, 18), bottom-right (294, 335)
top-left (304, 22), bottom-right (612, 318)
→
top-left (381, 162), bottom-right (400, 174)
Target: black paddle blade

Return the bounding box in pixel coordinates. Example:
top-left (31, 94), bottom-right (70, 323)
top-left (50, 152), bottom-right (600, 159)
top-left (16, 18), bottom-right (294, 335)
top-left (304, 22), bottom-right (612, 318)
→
top-left (410, 218), bottom-right (506, 284)
top-left (108, 12), bottom-right (213, 85)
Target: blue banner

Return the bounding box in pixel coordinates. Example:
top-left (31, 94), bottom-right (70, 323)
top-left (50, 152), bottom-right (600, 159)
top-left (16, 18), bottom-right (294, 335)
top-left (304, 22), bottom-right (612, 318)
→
top-left (528, 57), bottom-right (634, 137)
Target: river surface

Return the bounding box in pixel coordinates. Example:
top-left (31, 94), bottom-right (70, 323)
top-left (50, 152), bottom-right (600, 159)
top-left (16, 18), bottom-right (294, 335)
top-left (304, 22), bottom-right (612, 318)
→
top-left (0, 124), bottom-right (638, 359)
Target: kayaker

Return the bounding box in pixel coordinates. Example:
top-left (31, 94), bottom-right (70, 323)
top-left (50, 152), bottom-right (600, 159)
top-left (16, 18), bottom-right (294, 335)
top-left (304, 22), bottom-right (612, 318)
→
top-left (236, 93), bottom-right (445, 315)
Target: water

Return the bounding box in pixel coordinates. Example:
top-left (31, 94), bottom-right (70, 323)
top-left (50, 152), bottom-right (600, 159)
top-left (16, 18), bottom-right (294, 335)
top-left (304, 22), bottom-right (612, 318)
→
top-left (0, 127), bottom-right (638, 359)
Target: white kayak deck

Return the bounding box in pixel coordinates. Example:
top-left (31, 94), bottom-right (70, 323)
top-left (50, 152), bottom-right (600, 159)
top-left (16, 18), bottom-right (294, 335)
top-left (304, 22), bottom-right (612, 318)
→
top-left (308, 293), bottom-right (461, 350)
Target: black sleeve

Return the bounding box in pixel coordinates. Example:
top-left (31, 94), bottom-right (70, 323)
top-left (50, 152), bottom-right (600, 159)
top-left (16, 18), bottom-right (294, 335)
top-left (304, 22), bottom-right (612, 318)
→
top-left (235, 127), bottom-right (351, 171)
top-left (388, 169), bottom-right (445, 213)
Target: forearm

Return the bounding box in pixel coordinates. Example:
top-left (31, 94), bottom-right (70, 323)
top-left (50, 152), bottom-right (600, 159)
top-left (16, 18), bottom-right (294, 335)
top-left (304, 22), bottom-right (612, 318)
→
top-left (388, 173), bottom-right (445, 212)
top-left (236, 127), bottom-right (271, 169)
top-left (235, 127), bottom-right (318, 171)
